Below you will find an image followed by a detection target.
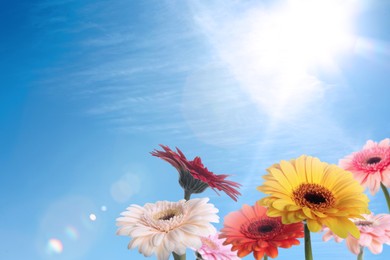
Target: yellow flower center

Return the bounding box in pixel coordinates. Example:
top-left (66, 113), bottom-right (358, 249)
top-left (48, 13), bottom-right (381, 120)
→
top-left (293, 183), bottom-right (335, 211)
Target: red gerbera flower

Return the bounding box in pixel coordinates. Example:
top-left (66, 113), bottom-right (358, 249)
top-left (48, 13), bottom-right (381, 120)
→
top-left (220, 203), bottom-right (303, 259)
top-left (151, 145), bottom-right (241, 201)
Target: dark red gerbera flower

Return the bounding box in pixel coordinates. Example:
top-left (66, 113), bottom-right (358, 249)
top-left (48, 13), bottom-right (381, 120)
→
top-left (151, 145), bottom-right (241, 201)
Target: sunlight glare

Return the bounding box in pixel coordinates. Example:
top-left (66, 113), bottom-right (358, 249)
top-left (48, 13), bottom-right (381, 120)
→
top-left (193, 0), bottom-right (359, 121)
top-left (262, 0), bottom-right (355, 70)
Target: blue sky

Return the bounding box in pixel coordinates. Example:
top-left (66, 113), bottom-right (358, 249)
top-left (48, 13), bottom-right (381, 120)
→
top-left (1, 0), bottom-right (390, 259)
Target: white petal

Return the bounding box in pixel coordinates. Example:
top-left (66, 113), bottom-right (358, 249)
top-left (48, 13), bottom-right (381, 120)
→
top-left (128, 237), bottom-right (143, 249)
top-left (152, 233), bottom-right (165, 247)
top-left (130, 226), bottom-right (155, 237)
top-left (116, 226), bottom-right (134, 236)
top-left (155, 245), bottom-right (170, 260)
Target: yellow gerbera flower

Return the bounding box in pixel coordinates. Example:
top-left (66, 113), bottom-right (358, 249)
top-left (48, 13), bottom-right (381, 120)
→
top-left (258, 155), bottom-right (370, 239)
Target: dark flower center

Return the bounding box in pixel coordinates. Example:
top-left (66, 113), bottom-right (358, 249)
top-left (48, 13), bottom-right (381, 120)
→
top-left (154, 208), bottom-right (182, 222)
top-left (354, 220), bottom-right (373, 227)
top-left (241, 218), bottom-right (282, 239)
top-left (159, 213), bottom-right (176, 221)
top-left (366, 157), bottom-right (381, 165)
top-left (293, 183), bottom-right (335, 211)
top-left (258, 225), bottom-right (274, 233)
top-left (304, 193), bottom-right (326, 204)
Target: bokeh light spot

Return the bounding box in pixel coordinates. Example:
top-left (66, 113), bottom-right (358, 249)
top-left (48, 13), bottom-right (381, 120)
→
top-left (110, 173), bottom-right (141, 203)
top-left (89, 214), bottom-right (96, 221)
top-left (46, 238), bottom-right (63, 254)
top-left (101, 205), bottom-right (107, 212)
top-left (64, 225), bottom-right (79, 240)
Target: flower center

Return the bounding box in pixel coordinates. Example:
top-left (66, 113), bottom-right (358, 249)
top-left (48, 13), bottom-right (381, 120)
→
top-left (241, 218), bottom-right (282, 240)
top-left (159, 213), bottom-right (176, 221)
top-left (366, 157), bottom-right (381, 165)
top-left (354, 220), bottom-right (373, 227)
top-left (258, 225), bottom-right (273, 233)
top-left (304, 193), bottom-right (326, 204)
top-left (293, 183), bottom-right (335, 211)
top-left (200, 237), bottom-right (219, 250)
top-left (154, 208), bottom-right (181, 221)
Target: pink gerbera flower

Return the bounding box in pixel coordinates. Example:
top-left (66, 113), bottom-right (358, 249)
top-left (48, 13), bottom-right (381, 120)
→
top-left (151, 145), bottom-right (241, 201)
top-left (194, 233), bottom-right (240, 260)
top-left (339, 138), bottom-right (390, 195)
top-left (322, 213), bottom-right (390, 255)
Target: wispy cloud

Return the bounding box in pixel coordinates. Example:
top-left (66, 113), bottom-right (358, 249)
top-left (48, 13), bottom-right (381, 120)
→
top-left (32, 1), bottom-right (211, 136)
top-left (35, 0), bottom-right (367, 152)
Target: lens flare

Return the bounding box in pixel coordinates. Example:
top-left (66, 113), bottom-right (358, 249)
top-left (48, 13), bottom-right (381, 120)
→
top-left (110, 173), bottom-right (141, 203)
top-left (65, 225), bottom-right (79, 240)
top-left (355, 37), bottom-right (390, 61)
top-left (101, 205), bottom-right (107, 212)
top-left (46, 238), bottom-right (63, 254)
top-left (37, 196), bottom-right (102, 259)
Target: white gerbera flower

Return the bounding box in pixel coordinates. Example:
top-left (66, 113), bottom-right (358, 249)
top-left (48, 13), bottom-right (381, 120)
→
top-left (116, 198), bottom-right (219, 260)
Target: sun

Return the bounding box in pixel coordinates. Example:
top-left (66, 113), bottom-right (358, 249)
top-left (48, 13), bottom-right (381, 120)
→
top-left (255, 0), bottom-right (356, 71)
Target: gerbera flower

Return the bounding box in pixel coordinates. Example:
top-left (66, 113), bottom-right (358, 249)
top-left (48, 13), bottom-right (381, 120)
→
top-left (339, 138), bottom-right (390, 195)
top-left (151, 145), bottom-right (241, 201)
top-left (219, 203), bottom-right (303, 259)
top-left (193, 233), bottom-right (240, 260)
top-left (322, 213), bottom-right (390, 255)
top-left (258, 155), bottom-right (370, 239)
top-left (116, 198), bottom-right (219, 260)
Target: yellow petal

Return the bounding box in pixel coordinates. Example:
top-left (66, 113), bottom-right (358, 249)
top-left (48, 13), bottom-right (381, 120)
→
top-left (322, 218), bottom-right (346, 238)
top-left (260, 180), bottom-right (289, 193)
top-left (294, 156), bottom-right (308, 183)
top-left (286, 204), bottom-right (301, 211)
top-left (280, 160), bottom-right (300, 188)
top-left (302, 207), bottom-right (314, 219)
top-left (322, 165), bottom-right (343, 189)
top-left (267, 207), bottom-right (282, 217)
top-left (322, 217), bottom-right (360, 239)
top-left (311, 157), bottom-right (324, 184)
top-left (306, 156), bottom-right (316, 183)
top-left (307, 219), bottom-right (322, 232)
top-left (272, 199), bottom-right (293, 210)
top-left (269, 167), bottom-right (293, 193)
top-left (286, 211), bottom-right (301, 223)
top-left (312, 211), bottom-right (327, 218)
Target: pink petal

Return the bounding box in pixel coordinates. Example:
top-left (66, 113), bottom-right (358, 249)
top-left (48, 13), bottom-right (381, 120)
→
top-left (367, 240), bottom-right (383, 254)
top-left (346, 237), bottom-right (360, 255)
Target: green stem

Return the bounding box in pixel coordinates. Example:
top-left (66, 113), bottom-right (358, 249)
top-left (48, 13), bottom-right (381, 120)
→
top-left (357, 247), bottom-right (364, 260)
top-left (381, 183), bottom-right (390, 213)
top-left (263, 255), bottom-right (268, 260)
top-left (304, 223), bottom-right (313, 260)
top-left (175, 191), bottom-right (191, 260)
top-left (173, 252), bottom-right (186, 260)
top-left (184, 190), bottom-right (191, 201)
